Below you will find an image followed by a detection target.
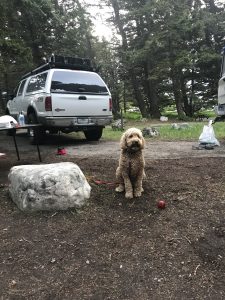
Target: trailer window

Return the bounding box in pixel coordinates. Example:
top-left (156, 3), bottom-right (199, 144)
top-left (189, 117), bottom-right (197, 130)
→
top-left (222, 55), bottom-right (225, 77)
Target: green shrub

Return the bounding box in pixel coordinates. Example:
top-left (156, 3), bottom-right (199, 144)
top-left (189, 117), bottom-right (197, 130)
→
top-left (123, 111), bottom-right (142, 120)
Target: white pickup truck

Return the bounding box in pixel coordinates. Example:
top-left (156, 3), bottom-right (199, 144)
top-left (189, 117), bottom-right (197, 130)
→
top-left (6, 55), bottom-right (113, 143)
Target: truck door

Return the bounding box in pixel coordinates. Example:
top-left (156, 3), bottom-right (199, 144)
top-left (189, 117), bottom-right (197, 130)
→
top-left (9, 80), bottom-right (26, 119)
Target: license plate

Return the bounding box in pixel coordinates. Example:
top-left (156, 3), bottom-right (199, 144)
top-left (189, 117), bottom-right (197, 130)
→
top-left (77, 118), bottom-right (89, 124)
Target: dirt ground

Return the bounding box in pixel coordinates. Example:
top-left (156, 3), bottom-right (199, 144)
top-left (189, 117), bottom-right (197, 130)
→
top-left (1, 132), bottom-right (225, 300)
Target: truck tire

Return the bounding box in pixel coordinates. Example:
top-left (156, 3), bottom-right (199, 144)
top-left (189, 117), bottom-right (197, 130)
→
top-left (84, 128), bottom-right (103, 141)
top-left (27, 112), bottom-right (45, 144)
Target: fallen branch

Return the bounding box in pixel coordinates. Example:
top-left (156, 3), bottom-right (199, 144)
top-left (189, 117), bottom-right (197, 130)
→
top-left (194, 264), bottom-right (201, 275)
top-left (184, 236), bottom-right (192, 244)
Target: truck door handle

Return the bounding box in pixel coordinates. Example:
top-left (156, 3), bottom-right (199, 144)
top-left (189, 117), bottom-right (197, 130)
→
top-left (78, 96), bottom-right (87, 100)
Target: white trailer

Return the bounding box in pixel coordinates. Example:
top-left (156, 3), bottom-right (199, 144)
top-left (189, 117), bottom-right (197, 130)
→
top-left (215, 47), bottom-right (225, 121)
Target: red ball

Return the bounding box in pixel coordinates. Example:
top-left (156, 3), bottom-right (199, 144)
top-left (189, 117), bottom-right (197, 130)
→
top-left (157, 200), bottom-right (166, 209)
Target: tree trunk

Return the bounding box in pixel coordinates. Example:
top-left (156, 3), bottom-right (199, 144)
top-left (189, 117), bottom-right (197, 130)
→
top-left (75, 0), bottom-right (95, 60)
top-left (180, 76), bottom-right (193, 117)
top-left (203, 0), bottom-right (222, 12)
top-left (23, 15), bottom-right (42, 65)
top-left (111, 89), bottom-right (120, 117)
top-left (131, 72), bottom-right (148, 117)
top-left (110, 0), bottom-right (147, 117)
top-left (52, 0), bottom-right (64, 15)
top-left (123, 82), bottom-right (127, 113)
top-left (168, 38), bottom-right (185, 119)
top-left (171, 69), bottom-right (185, 118)
top-left (143, 64), bottom-right (161, 118)
top-left (110, 0), bottom-right (128, 49)
top-left (149, 84), bottom-right (161, 118)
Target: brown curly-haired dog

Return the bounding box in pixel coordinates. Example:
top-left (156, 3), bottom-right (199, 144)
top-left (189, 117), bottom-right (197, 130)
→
top-left (115, 128), bottom-right (145, 199)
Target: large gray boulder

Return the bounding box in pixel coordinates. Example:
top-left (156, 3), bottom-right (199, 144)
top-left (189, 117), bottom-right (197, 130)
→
top-left (8, 162), bottom-right (91, 212)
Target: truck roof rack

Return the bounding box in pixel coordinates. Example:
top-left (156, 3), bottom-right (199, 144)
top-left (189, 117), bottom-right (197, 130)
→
top-left (21, 54), bottom-right (94, 79)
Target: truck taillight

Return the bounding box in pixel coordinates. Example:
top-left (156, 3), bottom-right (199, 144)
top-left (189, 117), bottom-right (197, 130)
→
top-left (45, 96), bottom-right (52, 111)
top-left (109, 98), bottom-right (112, 111)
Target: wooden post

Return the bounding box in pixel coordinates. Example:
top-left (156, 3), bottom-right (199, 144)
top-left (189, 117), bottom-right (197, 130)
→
top-left (121, 109), bottom-right (124, 130)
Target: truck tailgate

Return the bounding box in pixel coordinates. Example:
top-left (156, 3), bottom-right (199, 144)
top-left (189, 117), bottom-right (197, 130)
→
top-left (51, 93), bottom-right (110, 117)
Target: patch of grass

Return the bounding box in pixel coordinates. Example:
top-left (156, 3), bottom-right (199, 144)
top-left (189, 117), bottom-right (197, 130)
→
top-left (122, 108), bottom-right (216, 122)
top-left (102, 127), bottom-right (124, 140)
top-left (156, 123), bottom-right (203, 140)
top-left (212, 122), bottom-right (225, 139)
top-left (102, 121), bottom-right (225, 141)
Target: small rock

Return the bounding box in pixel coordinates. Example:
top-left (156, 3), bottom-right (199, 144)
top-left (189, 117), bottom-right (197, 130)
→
top-left (171, 123), bottom-right (190, 130)
top-left (160, 116), bottom-right (168, 122)
top-left (142, 127), bottom-right (159, 137)
top-left (9, 280), bottom-right (17, 287)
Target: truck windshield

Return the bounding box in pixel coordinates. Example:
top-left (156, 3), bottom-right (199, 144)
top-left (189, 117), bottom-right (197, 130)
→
top-left (51, 70), bottom-right (109, 94)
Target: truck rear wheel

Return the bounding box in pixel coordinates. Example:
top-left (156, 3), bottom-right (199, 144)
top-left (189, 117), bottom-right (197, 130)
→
top-left (27, 112), bottom-right (45, 144)
top-left (84, 128), bottom-right (103, 141)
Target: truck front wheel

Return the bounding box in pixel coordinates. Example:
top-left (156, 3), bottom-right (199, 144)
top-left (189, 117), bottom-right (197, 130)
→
top-left (84, 128), bottom-right (103, 141)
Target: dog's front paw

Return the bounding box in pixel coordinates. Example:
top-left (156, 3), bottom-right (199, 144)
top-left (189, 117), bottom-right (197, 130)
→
top-left (125, 192), bottom-right (133, 199)
top-left (134, 189), bottom-right (142, 197)
top-left (115, 184), bottom-right (125, 193)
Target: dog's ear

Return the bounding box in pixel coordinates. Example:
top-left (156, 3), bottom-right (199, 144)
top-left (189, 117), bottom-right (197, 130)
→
top-left (141, 135), bottom-right (145, 149)
top-left (120, 132), bottom-right (127, 149)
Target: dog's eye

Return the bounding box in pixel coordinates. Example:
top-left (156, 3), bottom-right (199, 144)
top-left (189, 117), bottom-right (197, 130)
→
top-left (130, 135), bottom-right (133, 138)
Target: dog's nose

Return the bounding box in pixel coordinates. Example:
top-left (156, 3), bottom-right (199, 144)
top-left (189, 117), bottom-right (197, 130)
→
top-left (133, 141), bottom-right (139, 146)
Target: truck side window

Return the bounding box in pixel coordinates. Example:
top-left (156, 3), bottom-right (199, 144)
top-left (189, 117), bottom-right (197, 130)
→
top-left (26, 72), bottom-right (47, 93)
top-left (17, 80), bottom-right (26, 96)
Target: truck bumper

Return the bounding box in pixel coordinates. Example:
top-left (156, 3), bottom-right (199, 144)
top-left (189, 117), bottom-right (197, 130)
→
top-left (39, 116), bottom-right (113, 128)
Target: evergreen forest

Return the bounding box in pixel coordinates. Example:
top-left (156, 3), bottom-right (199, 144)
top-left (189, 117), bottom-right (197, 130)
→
top-left (0, 0), bottom-right (225, 119)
